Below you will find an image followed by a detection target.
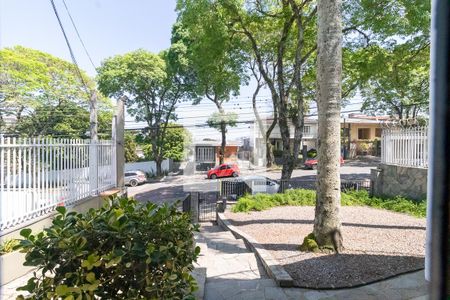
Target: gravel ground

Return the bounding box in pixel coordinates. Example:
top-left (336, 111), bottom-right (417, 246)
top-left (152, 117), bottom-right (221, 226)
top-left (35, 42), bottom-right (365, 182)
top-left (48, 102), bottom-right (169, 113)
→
top-left (225, 206), bottom-right (426, 288)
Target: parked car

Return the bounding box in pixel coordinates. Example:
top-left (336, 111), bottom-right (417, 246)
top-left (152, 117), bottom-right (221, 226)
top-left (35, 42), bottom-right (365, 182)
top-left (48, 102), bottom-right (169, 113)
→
top-left (207, 163), bottom-right (240, 179)
top-left (240, 175), bottom-right (280, 195)
top-left (125, 170), bottom-right (147, 187)
top-left (304, 156), bottom-right (344, 170)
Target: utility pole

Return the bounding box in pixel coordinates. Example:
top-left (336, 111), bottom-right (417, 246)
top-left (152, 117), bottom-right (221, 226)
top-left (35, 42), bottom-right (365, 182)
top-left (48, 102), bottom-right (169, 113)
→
top-left (115, 96), bottom-right (125, 194)
top-left (89, 90), bottom-right (98, 195)
top-left (90, 91), bottom-right (98, 141)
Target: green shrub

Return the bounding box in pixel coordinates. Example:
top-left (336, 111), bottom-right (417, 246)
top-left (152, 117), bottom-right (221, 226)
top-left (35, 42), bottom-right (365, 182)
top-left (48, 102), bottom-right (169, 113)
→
top-left (307, 149), bottom-right (317, 158)
top-left (0, 239), bottom-right (19, 255)
top-left (232, 189), bottom-right (426, 217)
top-left (15, 197), bottom-right (200, 300)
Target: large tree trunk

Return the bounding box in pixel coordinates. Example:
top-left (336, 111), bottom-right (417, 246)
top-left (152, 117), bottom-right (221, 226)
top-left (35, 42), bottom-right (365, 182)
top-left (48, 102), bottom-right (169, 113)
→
top-left (265, 118), bottom-right (277, 168)
top-left (278, 100), bottom-right (294, 180)
top-left (155, 158), bottom-right (163, 177)
top-left (220, 121), bottom-right (226, 164)
top-left (266, 140), bottom-right (275, 167)
top-left (313, 0), bottom-right (344, 252)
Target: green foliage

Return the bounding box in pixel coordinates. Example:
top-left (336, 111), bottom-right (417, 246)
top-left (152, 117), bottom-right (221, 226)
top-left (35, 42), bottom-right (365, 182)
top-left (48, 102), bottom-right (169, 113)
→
top-left (124, 133), bottom-right (139, 163)
top-left (232, 189), bottom-right (316, 212)
top-left (16, 197), bottom-right (200, 299)
top-left (142, 124), bottom-right (191, 162)
top-left (232, 189), bottom-right (426, 218)
top-left (206, 112), bottom-right (238, 134)
top-left (0, 46), bottom-right (112, 138)
top-left (173, 1), bottom-right (247, 104)
top-left (307, 149), bottom-right (317, 158)
top-left (97, 50), bottom-right (189, 175)
top-left (0, 239), bottom-right (19, 255)
top-left (299, 233), bottom-right (319, 253)
top-left (343, 0), bottom-right (430, 119)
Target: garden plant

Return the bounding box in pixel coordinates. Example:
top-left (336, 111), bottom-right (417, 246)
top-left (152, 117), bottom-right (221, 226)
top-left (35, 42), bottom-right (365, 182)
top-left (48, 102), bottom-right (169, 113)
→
top-left (15, 197), bottom-right (200, 300)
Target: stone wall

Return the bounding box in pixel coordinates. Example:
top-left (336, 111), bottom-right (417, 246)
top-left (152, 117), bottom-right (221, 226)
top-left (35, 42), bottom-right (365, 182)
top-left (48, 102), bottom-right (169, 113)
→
top-left (371, 164), bottom-right (427, 201)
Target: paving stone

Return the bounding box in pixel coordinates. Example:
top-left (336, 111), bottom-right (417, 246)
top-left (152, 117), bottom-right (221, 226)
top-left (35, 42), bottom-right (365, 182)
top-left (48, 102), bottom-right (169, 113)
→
top-left (409, 295), bottom-right (429, 300)
top-left (226, 289), bottom-right (266, 300)
top-left (302, 289), bottom-right (335, 300)
top-left (265, 287), bottom-right (289, 300)
top-left (331, 288), bottom-right (385, 300)
top-left (204, 285), bottom-right (227, 300)
top-left (283, 288), bottom-right (309, 299)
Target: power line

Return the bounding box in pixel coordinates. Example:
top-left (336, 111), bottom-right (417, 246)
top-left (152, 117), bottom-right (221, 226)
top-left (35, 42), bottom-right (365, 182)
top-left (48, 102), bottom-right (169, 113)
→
top-left (49, 0), bottom-right (90, 95)
top-left (125, 108), bottom-right (369, 131)
top-left (123, 110), bottom-right (275, 122)
top-left (61, 0), bottom-right (97, 70)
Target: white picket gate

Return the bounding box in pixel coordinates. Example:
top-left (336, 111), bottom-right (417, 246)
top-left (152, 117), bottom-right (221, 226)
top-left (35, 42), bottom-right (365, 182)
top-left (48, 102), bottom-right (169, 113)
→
top-left (381, 126), bottom-right (428, 168)
top-left (0, 137), bottom-right (116, 230)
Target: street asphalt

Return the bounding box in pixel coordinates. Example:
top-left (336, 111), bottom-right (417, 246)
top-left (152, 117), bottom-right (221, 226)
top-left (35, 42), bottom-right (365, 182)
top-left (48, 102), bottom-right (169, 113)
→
top-left (127, 157), bottom-right (380, 205)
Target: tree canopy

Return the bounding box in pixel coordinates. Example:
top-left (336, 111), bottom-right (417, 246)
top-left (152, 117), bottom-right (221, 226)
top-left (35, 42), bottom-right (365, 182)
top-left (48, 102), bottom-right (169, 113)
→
top-left (343, 0), bottom-right (431, 120)
top-left (141, 124), bottom-right (191, 162)
top-left (0, 46), bottom-right (112, 138)
top-left (173, 1), bottom-right (249, 163)
top-left (97, 49), bottom-right (188, 175)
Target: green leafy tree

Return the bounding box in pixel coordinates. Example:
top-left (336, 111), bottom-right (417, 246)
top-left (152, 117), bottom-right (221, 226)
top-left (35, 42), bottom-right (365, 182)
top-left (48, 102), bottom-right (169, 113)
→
top-left (142, 124), bottom-right (191, 162)
top-left (358, 43), bottom-right (429, 121)
top-left (124, 133), bottom-right (139, 163)
top-left (207, 112), bottom-right (238, 161)
top-left (97, 50), bottom-right (188, 175)
top-left (0, 46), bottom-right (112, 138)
top-left (172, 2), bottom-right (247, 164)
top-left (343, 0), bottom-right (431, 121)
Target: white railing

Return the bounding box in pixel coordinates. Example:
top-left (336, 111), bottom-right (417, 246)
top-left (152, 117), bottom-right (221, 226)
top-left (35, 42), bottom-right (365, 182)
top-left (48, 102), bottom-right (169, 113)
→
top-left (0, 137), bottom-right (116, 230)
top-left (381, 126), bottom-right (428, 168)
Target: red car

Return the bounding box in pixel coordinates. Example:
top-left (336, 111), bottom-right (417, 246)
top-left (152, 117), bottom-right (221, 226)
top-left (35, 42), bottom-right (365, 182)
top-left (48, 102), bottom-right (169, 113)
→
top-left (304, 156), bottom-right (344, 170)
top-left (207, 163), bottom-right (240, 179)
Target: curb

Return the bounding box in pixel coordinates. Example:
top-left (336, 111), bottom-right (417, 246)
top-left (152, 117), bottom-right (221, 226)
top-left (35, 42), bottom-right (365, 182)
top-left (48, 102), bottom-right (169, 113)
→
top-left (217, 212), bottom-right (294, 287)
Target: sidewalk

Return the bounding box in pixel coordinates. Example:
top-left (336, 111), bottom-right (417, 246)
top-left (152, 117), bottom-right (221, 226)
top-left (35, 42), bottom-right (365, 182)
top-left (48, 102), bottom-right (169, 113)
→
top-left (199, 223), bottom-right (428, 300)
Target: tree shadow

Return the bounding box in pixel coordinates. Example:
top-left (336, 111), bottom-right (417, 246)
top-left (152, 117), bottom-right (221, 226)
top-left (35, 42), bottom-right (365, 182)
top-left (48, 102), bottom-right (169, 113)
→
top-left (280, 253), bottom-right (425, 289)
top-left (132, 184), bottom-right (188, 204)
top-left (228, 218), bottom-right (426, 231)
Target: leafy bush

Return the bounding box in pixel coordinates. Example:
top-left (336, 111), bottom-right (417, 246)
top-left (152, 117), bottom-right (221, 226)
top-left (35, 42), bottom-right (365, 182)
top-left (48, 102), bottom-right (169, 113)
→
top-left (307, 149), bottom-right (317, 158)
top-left (232, 189), bottom-right (426, 217)
top-left (0, 238), bottom-right (19, 255)
top-left (15, 197), bottom-right (200, 299)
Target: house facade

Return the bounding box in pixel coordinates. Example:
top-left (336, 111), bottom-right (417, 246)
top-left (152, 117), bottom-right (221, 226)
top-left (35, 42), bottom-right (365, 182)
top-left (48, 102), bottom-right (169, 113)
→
top-left (193, 140), bottom-right (241, 170)
top-left (261, 114), bottom-right (388, 159)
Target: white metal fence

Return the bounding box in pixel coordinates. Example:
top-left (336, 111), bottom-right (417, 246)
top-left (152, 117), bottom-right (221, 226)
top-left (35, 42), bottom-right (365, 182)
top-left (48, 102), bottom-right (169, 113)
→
top-left (381, 126), bottom-right (428, 168)
top-left (0, 137), bottom-right (116, 230)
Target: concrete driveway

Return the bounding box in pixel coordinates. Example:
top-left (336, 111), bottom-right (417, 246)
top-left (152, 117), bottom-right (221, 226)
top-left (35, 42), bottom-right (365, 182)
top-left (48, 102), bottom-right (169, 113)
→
top-left (128, 157), bottom-right (380, 205)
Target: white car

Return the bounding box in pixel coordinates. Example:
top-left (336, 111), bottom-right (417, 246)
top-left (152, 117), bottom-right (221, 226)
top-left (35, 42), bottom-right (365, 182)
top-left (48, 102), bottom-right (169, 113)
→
top-left (124, 170), bottom-right (147, 187)
top-left (240, 175), bottom-right (280, 195)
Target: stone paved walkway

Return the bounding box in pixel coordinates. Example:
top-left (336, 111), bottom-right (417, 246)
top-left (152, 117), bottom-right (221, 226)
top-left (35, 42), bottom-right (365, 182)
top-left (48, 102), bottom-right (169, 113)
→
top-left (199, 223), bottom-right (429, 300)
